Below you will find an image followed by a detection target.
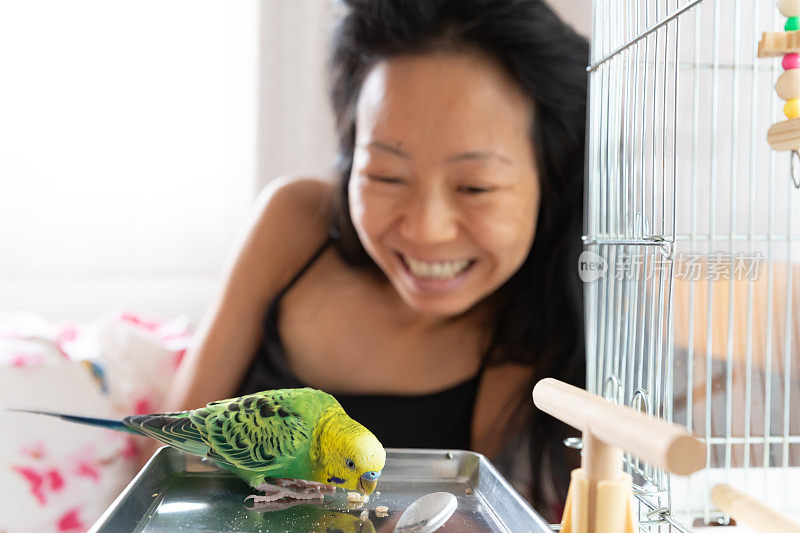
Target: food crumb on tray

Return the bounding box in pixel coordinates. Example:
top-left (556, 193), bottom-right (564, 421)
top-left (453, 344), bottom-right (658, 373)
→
top-left (347, 491), bottom-right (369, 503)
top-left (375, 505), bottom-right (389, 517)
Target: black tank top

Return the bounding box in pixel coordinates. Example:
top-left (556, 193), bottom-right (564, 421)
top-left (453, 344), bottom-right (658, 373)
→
top-left (236, 238), bottom-right (486, 450)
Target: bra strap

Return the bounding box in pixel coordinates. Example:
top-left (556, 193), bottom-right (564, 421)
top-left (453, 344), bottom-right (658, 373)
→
top-left (275, 236), bottom-right (332, 299)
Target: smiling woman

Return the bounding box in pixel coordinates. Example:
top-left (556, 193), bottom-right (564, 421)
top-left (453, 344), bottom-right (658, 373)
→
top-left (161, 0), bottom-right (589, 521)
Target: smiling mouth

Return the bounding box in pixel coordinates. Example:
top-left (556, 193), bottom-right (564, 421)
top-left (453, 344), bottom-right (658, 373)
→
top-left (397, 253), bottom-right (475, 279)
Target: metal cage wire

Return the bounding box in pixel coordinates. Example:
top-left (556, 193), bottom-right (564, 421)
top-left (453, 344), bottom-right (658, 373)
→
top-left (584, 0), bottom-right (800, 530)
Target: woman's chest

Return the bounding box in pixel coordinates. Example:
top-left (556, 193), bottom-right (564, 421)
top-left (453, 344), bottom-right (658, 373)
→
top-left (276, 261), bottom-right (487, 396)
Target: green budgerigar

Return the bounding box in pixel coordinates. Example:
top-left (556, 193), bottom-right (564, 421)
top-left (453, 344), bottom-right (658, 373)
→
top-left (11, 387), bottom-right (385, 503)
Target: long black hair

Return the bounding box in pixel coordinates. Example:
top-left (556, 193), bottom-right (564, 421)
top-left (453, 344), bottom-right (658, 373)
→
top-left (326, 0), bottom-right (587, 515)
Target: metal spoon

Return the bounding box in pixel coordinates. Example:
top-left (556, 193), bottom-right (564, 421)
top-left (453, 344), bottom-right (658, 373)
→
top-left (393, 492), bottom-right (457, 533)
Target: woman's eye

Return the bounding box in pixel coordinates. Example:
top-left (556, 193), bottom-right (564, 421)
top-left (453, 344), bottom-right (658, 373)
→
top-left (458, 185), bottom-right (494, 194)
top-left (366, 174), bottom-right (404, 184)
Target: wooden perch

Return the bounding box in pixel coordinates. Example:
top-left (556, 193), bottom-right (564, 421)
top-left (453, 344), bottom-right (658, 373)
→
top-left (532, 378), bottom-right (706, 475)
top-left (532, 378), bottom-right (705, 533)
top-left (712, 484), bottom-right (800, 533)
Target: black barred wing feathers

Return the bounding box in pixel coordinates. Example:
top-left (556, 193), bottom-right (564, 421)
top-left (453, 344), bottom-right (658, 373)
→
top-left (189, 393), bottom-right (314, 472)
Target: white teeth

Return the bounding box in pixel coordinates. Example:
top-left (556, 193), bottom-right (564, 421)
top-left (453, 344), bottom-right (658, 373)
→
top-left (403, 255), bottom-right (471, 279)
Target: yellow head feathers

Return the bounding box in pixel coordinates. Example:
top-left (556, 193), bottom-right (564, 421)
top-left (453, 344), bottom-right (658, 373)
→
top-left (311, 408), bottom-right (386, 494)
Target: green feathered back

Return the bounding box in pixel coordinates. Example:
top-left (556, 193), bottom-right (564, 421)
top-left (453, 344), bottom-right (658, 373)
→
top-left (124, 388), bottom-right (344, 484)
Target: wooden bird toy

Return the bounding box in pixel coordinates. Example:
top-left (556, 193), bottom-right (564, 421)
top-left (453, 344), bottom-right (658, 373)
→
top-left (758, 0), bottom-right (800, 186)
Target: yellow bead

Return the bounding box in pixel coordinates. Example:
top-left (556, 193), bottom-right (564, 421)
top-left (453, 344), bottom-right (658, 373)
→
top-left (785, 98), bottom-right (800, 119)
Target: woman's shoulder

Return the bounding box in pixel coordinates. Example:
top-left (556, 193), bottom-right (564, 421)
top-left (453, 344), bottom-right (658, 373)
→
top-left (254, 176), bottom-right (333, 223)
top-left (238, 176), bottom-right (335, 296)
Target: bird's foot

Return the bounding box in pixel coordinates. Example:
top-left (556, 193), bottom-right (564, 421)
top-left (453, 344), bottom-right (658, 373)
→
top-left (245, 478), bottom-right (337, 504)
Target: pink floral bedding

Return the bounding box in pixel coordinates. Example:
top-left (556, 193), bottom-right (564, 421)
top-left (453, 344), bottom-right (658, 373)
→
top-left (0, 311), bottom-right (191, 532)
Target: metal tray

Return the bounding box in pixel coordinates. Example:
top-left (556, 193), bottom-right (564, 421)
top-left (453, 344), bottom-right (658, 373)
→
top-left (89, 447), bottom-right (552, 532)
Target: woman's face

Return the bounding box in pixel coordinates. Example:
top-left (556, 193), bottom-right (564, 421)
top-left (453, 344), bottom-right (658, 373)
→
top-left (349, 50), bottom-right (540, 317)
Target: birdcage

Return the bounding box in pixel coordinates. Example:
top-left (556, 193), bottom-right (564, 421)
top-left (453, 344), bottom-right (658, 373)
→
top-left (584, 0), bottom-right (800, 530)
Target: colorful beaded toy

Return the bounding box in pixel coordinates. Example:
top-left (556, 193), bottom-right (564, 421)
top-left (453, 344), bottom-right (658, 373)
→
top-left (758, 0), bottom-right (800, 187)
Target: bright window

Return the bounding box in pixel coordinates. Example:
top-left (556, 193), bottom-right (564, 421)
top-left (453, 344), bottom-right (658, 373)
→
top-left (0, 0), bottom-right (259, 320)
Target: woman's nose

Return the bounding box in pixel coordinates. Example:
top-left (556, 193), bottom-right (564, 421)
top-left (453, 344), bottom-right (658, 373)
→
top-left (399, 191), bottom-right (458, 244)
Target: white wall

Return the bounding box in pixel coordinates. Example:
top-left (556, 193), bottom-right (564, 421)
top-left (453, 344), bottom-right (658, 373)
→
top-left (0, 0), bottom-right (259, 322)
top-left (256, 1), bottom-right (339, 189)
top-left (549, 0), bottom-right (592, 38)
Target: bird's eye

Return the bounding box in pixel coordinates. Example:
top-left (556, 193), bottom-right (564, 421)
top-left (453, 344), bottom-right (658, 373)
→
top-left (346, 459), bottom-right (356, 470)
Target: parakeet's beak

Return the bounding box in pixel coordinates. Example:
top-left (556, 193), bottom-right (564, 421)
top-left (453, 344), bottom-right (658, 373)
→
top-left (357, 477), bottom-right (378, 495)
top-left (357, 470), bottom-right (381, 495)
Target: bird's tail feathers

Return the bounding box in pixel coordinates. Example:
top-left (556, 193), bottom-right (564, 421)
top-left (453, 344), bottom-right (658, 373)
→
top-left (5, 408), bottom-right (141, 434)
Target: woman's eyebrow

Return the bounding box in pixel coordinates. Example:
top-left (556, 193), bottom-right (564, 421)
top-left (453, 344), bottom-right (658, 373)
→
top-left (360, 141), bottom-right (411, 159)
top-left (361, 142), bottom-right (512, 165)
top-left (444, 151), bottom-right (513, 165)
